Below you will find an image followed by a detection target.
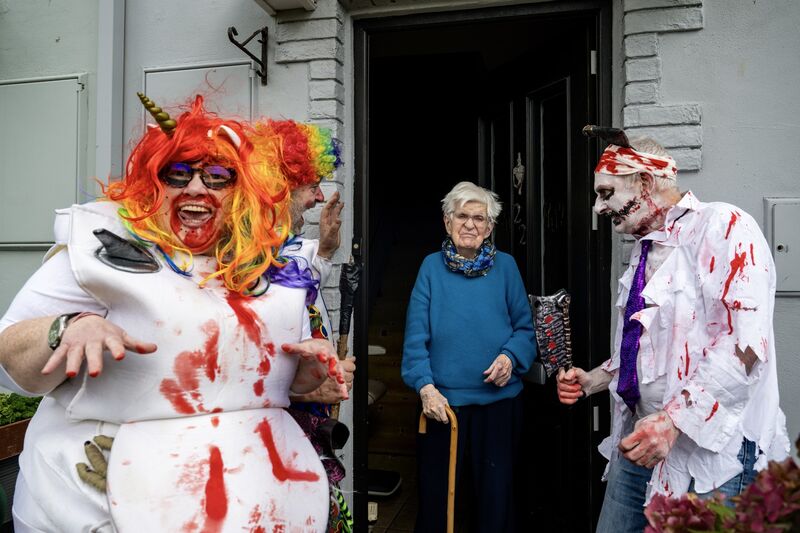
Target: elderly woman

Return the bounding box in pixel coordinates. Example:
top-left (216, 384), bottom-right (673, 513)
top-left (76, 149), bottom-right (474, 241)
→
top-left (0, 95), bottom-right (347, 532)
top-left (401, 181), bottom-right (537, 532)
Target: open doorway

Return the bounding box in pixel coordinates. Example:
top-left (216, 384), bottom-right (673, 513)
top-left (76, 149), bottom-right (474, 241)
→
top-left (354, 3), bottom-right (612, 531)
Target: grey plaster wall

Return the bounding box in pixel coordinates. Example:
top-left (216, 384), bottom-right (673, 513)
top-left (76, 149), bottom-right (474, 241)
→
top-left (0, 0), bottom-right (99, 178)
top-left (616, 0), bottom-right (800, 448)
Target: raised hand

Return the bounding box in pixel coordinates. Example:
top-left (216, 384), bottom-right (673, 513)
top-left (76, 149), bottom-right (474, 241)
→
top-left (282, 338), bottom-right (348, 400)
top-left (41, 314), bottom-right (157, 378)
top-left (318, 190), bottom-right (344, 259)
top-left (420, 384), bottom-right (449, 424)
top-left (483, 353), bottom-right (513, 387)
top-left (619, 410), bottom-right (680, 468)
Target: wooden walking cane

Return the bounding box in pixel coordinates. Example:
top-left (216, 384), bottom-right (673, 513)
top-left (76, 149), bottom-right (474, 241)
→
top-left (331, 257), bottom-right (361, 419)
top-left (418, 405), bottom-right (458, 533)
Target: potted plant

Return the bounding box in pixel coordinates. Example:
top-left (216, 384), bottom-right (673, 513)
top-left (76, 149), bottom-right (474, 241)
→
top-left (645, 435), bottom-right (800, 533)
top-left (0, 393), bottom-right (41, 460)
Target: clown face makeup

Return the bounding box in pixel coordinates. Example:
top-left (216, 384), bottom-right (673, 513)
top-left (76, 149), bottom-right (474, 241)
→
top-left (158, 162), bottom-right (235, 254)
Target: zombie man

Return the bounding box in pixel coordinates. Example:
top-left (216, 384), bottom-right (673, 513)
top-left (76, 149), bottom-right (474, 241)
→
top-left (557, 132), bottom-right (789, 533)
top-left (0, 95), bottom-right (348, 532)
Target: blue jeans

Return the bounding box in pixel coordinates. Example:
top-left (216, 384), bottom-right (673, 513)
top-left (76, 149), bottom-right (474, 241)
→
top-left (595, 438), bottom-right (758, 533)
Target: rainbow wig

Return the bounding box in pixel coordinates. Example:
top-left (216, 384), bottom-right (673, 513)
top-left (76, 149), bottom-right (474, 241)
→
top-left (253, 119), bottom-right (342, 190)
top-left (103, 95), bottom-right (291, 294)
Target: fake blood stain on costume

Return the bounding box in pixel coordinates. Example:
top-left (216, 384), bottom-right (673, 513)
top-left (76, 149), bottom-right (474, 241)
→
top-left (722, 249), bottom-right (748, 335)
top-left (254, 418), bottom-right (319, 482)
top-left (725, 211), bottom-right (739, 239)
top-left (203, 446), bottom-right (228, 528)
top-left (247, 505), bottom-right (265, 533)
top-left (684, 342), bottom-right (690, 378)
top-left (705, 400), bottom-right (720, 421)
top-left (709, 256), bottom-right (716, 273)
top-left (160, 320), bottom-right (220, 414)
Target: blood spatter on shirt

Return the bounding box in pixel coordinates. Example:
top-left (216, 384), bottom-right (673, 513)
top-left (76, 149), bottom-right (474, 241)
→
top-left (704, 400), bottom-right (720, 421)
top-left (684, 342), bottom-right (690, 378)
top-left (254, 418), bottom-right (319, 482)
top-left (721, 249), bottom-right (748, 335)
top-left (211, 416), bottom-right (219, 427)
top-left (253, 380), bottom-right (265, 396)
top-left (709, 256), bottom-right (715, 273)
top-left (750, 243), bottom-right (756, 265)
top-left (725, 212), bottom-right (738, 240)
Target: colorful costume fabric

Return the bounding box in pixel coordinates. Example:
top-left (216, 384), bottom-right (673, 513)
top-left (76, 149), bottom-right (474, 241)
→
top-left (277, 237), bottom-right (353, 533)
top-left (598, 191), bottom-right (790, 502)
top-left (0, 202), bottom-right (328, 532)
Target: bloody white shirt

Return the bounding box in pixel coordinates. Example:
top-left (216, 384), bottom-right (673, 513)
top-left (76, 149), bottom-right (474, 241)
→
top-left (599, 191), bottom-right (790, 501)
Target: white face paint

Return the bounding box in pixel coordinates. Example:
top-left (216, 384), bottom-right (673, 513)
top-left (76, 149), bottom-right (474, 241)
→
top-left (592, 172), bottom-right (661, 236)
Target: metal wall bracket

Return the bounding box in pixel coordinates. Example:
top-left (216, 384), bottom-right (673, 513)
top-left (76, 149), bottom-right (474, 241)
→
top-left (227, 26), bottom-right (268, 86)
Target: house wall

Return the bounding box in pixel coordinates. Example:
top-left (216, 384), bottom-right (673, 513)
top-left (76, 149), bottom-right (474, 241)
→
top-left (613, 0), bottom-right (800, 450)
top-left (0, 0), bottom-right (99, 177)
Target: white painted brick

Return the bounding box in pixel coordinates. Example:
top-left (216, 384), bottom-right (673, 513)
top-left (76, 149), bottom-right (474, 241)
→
top-left (277, 0), bottom-right (343, 23)
top-left (624, 125), bottom-right (702, 148)
top-left (624, 34), bottom-right (658, 58)
top-left (276, 38), bottom-right (343, 63)
top-left (625, 57), bottom-right (661, 82)
top-left (309, 98), bottom-right (344, 120)
top-left (326, 310), bottom-right (339, 333)
top-left (625, 82), bottom-right (659, 104)
top-left (310, 79), bottom-right (344, 102)
top-left (670, 147), bottom-right (702, 171)
top-left (310, 59), bottom-right (344, 81)
top-left (623, 103), bottom-right (701, 127)
top-left (625, 7), bottom-right (703, 35)
top-left (309, 118), bottom-right (342, 139)
top-left (277, 19), bottom-right (343, 43)
top-left (625, 0), bottom-right (701, 12)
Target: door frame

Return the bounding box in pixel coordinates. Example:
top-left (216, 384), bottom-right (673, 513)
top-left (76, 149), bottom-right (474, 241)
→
top-left (353, 1), bottom-right (613, 527)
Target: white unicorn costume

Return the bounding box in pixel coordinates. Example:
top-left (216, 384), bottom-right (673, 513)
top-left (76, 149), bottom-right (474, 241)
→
top-left (0, 201), bottom-right (328, 532)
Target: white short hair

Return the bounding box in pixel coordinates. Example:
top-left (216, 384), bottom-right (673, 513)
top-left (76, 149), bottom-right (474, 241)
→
top-left (441, 181), bottom-right (502, 222)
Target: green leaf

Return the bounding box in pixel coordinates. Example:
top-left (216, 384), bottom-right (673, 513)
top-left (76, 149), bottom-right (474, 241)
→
top-left (0, 393), bottom-right (42, 425)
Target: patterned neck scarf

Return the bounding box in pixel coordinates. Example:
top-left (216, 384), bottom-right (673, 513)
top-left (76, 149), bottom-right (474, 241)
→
top-left (441, 237), bottom-right (496, 277)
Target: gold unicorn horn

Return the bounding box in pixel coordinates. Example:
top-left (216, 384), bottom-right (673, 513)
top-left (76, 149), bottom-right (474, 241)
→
top-left (137, 92), bottom-right (177, 135)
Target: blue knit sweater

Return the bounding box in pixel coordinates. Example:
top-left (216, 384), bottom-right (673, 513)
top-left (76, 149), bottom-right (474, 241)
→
top-left (401, 250), bottom-right (538, 406)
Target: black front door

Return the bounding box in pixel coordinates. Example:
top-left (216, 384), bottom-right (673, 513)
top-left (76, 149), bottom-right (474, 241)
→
top-left (355, 3), bottom-right (613, 530)
top-left (482, 21), bottom-right (611, 529)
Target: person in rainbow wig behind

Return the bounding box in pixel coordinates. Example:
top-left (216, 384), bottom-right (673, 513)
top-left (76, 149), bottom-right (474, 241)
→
top-left (0, 94), bottom-right (348, 532)
top-left (255, 119), bottom-right (355, 533)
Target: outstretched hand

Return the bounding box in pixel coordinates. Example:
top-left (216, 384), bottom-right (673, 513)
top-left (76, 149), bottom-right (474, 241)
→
top-left (619, 410), bottom-right (680, 468)
top-left (282, 338), bottom-right (348, 399)
top-left (41, 315), bottom-right (157, 378)
top-left (318, 190), bottom-right (344, 259)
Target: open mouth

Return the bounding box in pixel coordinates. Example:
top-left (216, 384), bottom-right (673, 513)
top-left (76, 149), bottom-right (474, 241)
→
top-left (177, 203), bottom-right (214, 227)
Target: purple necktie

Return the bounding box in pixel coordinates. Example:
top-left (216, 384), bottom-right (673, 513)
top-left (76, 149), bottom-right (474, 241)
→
top-left (617, 239), bottom-right (652, 413)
